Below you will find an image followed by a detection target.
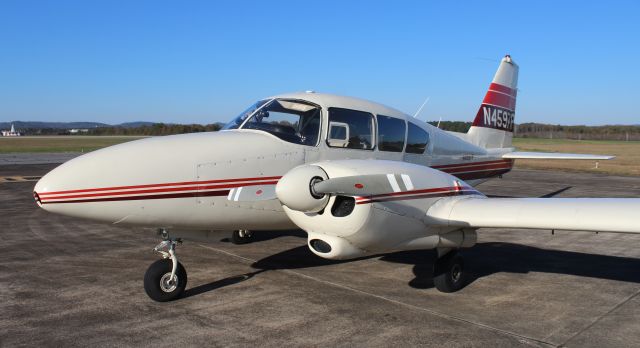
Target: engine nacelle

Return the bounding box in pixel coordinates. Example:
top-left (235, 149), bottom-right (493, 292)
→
top-left (305, 228), bottom-right (477, 260)
top-left (307, 233), bottom-right (368, 260)
top-left (282, 160), bottom-right (482, 260)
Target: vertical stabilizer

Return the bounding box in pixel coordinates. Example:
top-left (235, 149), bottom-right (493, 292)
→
top-left (466, 55), bottom-right (519, 148)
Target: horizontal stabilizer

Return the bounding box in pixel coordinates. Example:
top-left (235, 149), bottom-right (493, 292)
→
top-left (427, 197), bottom-right (640, 234)
top-left (503, 151), bottom-right (614, 160)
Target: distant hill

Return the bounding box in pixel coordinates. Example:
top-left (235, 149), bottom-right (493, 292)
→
top-left (0, 121), bottom-right (109, 129)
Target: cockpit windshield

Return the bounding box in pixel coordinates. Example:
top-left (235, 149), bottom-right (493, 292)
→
top-left (226, 99), bottom-right (321, 146)
top-left (221, 99), bottom-right (271, 130)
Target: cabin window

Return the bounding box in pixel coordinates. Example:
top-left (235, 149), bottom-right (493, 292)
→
top-left (327, 108), bottom-right (374, 150)
top-left (240, 99), bottom-right (321, 146)
top-left (377, 115), bottom-right (406, 152)
top-left (406, 122), bottom-right (429, 154)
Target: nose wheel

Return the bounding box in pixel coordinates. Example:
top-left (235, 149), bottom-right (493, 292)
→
top-left (231, 229), bottom-right (254, 244)
top-left (144, 238), bottom-right (188, 302)
top-left (433, 249), bottom-right (466, 293)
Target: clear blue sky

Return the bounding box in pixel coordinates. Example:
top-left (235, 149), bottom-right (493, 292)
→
top-left (1, 0), bottom-right (638, 125)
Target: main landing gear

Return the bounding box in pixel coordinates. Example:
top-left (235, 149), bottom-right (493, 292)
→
top-left (433, 248), bottom-right (466, 293)
top-left (231, 229), bottom-right (254, 245)
top-left (144, 231), bottom-right (187, 302)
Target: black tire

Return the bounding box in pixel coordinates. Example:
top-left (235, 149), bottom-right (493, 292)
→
top-left (144, 259), bottom-right (187, 302)
top-left (433, 251), bottom-right (466, 293)
top-left (231, 230), bottom-right (252, 245)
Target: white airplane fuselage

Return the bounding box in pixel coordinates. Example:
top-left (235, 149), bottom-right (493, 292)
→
top-left (34, 92), bottom-right (513, 233)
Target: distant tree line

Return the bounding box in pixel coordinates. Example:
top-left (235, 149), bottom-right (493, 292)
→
top-left (427, 121), bottom-right (473, 133)
top-left (428, 121), bottom-right (640, 141)
top-left (514, 123), bottom-right (640, 141)
top-left (86, 123), bottom-right (223, 136)
top-left (13, 128), bottom-right (67, 135)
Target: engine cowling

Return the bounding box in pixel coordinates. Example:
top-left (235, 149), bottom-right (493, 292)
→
top-left (280, 160), bottom-right (482, 260)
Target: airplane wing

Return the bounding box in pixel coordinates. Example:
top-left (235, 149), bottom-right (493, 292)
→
top-left (503, 151), bottom-right (614, 160)
top-left (426, 197), bottom-right (640, 233)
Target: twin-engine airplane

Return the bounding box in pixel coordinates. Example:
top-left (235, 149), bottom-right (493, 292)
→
top-left (34, 56), bottom-right (640, 302)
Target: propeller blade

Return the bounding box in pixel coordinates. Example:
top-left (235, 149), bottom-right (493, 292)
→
top-left (228, 172), bottom-right (415, 205)
top-left (228, 185), bottom-right (277, 202)
top-left (312, 174), bottom-right (413, 196)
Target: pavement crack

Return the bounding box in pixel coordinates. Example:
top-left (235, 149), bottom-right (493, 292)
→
top-left (197, 243), bottom-right (555, 347)
top-left (557, 288), bottom-right (640, 347)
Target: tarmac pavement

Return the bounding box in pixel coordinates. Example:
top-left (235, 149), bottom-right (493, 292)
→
top-left (1, 163), bottom-right (640, 347)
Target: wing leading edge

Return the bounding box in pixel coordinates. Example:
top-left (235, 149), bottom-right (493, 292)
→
top-left (503, 152), bottom-right (614, 160)
top-left (427, 197), bottom-right (640, 234)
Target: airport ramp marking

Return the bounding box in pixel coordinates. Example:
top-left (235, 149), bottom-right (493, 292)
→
top-left (0, 176), bottom-right (42, 183)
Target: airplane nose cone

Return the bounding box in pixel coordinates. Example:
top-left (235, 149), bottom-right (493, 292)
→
top-left (32, 134), bottom-right (213, 214)
top-left (33, 130), bottom-right (303, 223)
top-left (34, 163), bottom-right (82, 210)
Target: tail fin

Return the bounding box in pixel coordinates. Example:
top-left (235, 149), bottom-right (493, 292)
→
top-left (467, 55), bottom-right (519, 148)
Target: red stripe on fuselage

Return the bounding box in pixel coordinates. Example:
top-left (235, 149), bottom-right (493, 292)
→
top-left (38, 180), bottom-right (279, 202)
top-left (431, 159), bottom-right (513, 180)
top-left (40, 189), bottom-right (231, 204)
top-left (38, 176), bottom-right (282, 196)
top-left (431, 159), bottom-right (513, 170)
top-left (440, 163), bottom-right (513, 174)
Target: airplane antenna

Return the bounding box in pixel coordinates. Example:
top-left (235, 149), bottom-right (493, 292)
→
top-left (413, 97), bottom-right (430, 118)
top-left (436, 116), bottom-right (442, 129)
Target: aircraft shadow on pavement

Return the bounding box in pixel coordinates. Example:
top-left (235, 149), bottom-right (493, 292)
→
top-left (180, 246), bottom-right (372, 299)
top-left (182, 241), bottom-right (640, 299)
top-left (183, 269), bottom-right (268, 299)
top-left (382, 242), bottom-right (640, 290)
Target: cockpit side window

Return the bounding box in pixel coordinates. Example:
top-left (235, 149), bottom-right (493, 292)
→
top-left (377, 115), bottom-right (406, 152)
top-left (406, 122), bottom-right (430, 154)
top-left (327, 108), bottom-right (374, 150)
top-left (240, 99), bottom-right (321, 146)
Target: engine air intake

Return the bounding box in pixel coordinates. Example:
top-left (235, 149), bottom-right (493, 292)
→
top-left (309, 239), bottom-right (332, 253)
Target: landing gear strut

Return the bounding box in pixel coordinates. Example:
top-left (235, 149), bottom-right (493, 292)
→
top-left (231, 229), bottom-right (254, 245)
top-left (144, 233), bottom-right (187, 302)
top-left (433, 249), bottom-right (466, 293)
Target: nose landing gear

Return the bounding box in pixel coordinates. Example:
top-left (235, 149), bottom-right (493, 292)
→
top-left (144, 235), bottom-right (188, 302)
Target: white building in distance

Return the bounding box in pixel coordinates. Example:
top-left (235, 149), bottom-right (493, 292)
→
top-left (1, 124), bottom-right (21, 137)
